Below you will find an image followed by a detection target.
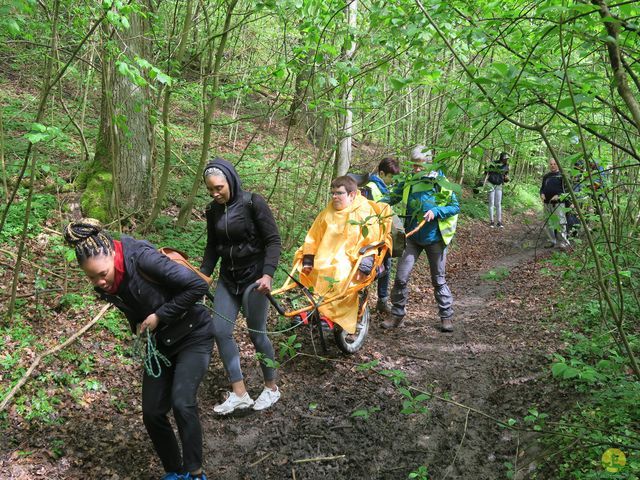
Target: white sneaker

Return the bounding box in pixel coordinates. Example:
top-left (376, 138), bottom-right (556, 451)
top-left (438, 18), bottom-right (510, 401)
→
top-left (213, 392), bottom-right (254, 415)
top-left (252, 386), bottom-right (281, 411)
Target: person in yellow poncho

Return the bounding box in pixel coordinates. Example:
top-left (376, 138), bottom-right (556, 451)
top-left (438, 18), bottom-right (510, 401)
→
top-left (295, 175), bottom-right (391, 334)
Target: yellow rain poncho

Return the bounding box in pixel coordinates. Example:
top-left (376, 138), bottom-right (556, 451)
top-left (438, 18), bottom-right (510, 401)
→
top-left (295, 193), bottom-right (392, 333)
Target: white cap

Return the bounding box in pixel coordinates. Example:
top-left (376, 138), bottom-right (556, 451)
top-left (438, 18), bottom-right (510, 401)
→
top-left (410, 145), bottom-right (433, 163)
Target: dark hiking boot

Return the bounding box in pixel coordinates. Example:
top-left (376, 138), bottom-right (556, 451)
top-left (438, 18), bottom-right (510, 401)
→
top-left (382, 313), bottom-right (404, 329)
top-left (376, 298), bottom-right (392, 314)
top-left (440, 317), bottom-right (454, 332)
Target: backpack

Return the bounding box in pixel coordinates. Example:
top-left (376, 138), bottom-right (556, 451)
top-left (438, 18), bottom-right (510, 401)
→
top-left (390, 214), bottom-right (406, 258)
top-left (206, 190), bottom-right (260, 247)
top-left (473, 178), bottom-right (484, 195)
top-left (347, 173), bottom-right (373, 199)
top-left (137, 246), bottom-right (213, 294)
top-left (157, 247), bottom-right (213, 285)
top-left (143, 191), bottom-right (257, 289)
top-left (240, 191), bottom-right (258, 242)
top-left (360, 184), bottom-right (374, 200)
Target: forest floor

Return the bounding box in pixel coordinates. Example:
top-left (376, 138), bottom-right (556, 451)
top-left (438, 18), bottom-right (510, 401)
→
top-left (1, 212), bottom-right (574, 480)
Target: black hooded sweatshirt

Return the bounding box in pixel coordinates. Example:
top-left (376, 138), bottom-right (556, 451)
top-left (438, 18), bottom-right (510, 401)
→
top-left (200, 158), bottom-right (281, 294)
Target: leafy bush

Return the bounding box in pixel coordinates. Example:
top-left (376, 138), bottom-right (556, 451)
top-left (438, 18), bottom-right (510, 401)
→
top-left (14, 388), bottom-right (61, 423)
top-left (145, 217), bottom-right (207, 262)
top-left (408, 465), bottom-right (429, 479)
top-left (503, 182), bottom-right (542, 213)
top-left (98, 309), bottom-right (131, 341)
top-left (463, 181), bottom-right (541, 221)
top-left (58, 293), bottom-right (91, 311)
top-left (537, 252), bottom-right (640, 479)
top-left (459, 192), bottom-right (487, 220)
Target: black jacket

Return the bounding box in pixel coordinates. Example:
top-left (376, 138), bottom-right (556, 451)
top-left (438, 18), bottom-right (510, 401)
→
top-left (540, 171), bottom-right (567, 204)
top-left (97, 236), bottom-right (213, 352)
top-left (485, 160), bottom-right (509, 185)
top-left (200, 159), bottom-right (281, 294)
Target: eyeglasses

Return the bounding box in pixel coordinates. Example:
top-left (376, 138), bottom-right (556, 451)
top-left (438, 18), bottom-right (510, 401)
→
top-left (331, 190), bottom-right (348, 197)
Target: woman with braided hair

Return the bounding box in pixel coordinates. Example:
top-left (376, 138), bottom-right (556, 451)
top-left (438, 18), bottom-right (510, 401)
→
top-left (64, 219), bottom-right (213, 480)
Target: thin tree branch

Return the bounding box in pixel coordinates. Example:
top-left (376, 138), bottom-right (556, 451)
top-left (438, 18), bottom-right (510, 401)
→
top-left (0, 304), bottom-right (112, 412)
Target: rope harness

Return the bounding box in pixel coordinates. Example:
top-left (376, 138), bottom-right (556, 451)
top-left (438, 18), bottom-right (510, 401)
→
top-left (203, 268), bottom-right (322, 336)
top-left (131, 267), bottom-right (324, 375)
top-left (131, 298), bottom-right (311, 376)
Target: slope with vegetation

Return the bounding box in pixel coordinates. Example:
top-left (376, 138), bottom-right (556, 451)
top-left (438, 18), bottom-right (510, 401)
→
top-left (1, 0), bottom-right (639, 478)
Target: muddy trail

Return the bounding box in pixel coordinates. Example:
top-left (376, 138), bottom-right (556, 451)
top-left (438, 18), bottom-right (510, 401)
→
top-left (198, 217), bottom-right (567, 480)
top-left (1, 217), bottom-right (570, 480)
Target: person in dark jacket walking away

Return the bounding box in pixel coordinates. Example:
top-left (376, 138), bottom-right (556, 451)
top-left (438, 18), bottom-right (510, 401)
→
top-left (64, 219), bottom-right (213, 480)
top-left (540, 158), bottom-right (570, 249)
top-left (201, 158), bottom-right (281, 414)
top-left (484, 152), bottom-right (510, 228)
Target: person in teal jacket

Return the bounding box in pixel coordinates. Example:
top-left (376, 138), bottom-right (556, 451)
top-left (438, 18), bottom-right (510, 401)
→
top-left (383, 145), bottom-right (460, 332)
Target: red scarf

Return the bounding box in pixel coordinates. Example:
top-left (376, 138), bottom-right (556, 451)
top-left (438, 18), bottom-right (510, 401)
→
top-left (105, 240), bottom-right (126, 294)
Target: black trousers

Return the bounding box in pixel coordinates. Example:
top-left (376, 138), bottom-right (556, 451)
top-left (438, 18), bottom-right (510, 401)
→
top-left (142, 336), bottom-right (214, 473)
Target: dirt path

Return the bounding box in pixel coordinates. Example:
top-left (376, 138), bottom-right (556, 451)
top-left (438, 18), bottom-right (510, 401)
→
top-left (197, 217), bottom-right (565, 480)
top-left (1, 216), bottom-right (566, 480)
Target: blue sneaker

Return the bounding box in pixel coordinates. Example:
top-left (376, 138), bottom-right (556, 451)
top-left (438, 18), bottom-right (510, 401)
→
top-left (184, 474), bottom-right (208, 480)
top-left (161, 474), bottom-right (183, 480)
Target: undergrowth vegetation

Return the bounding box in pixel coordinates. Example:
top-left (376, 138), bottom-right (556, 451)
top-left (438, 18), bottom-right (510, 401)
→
top-left (537, 249), bottom-right (640, 479)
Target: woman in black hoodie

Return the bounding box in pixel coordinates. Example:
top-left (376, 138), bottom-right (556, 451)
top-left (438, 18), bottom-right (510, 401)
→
top-left (200, 158), bottom-right (282, 414)
top-left (64, 219), bottom-right (213, 480)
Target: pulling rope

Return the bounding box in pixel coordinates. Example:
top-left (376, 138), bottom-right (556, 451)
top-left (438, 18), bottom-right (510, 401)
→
top-left (133, 330), bottom-right (171, 378)
top-left (131, 285), bottom-right (309, 377)
top-left (202, 268), bottom-right (321, 336)
top-left (202, 302), bottom-right (310, 336)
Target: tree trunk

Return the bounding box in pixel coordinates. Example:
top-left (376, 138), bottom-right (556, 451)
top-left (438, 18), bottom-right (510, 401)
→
top-left (84, 7), bottom-right (153, 221)
top-left (336, 0), bottom-right (357, 176)
top-left (176, 0), bottom-right (238, 227)
top-left (145, 0), bottom-right (195, 231)
top-left (592, 0), bottom-right (640, 135)
top-left (0, 106), bottom-right (7, 204)
top-left (288, 56), bottom-right (311, 127)
top-left (112, 10), bottom-right (153, 212)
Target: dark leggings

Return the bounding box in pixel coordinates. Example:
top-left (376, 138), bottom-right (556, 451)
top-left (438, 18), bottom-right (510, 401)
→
top-left (212, 280), bottom-right (276, 383)
top-left (142, 336), bottom-right (213, 473)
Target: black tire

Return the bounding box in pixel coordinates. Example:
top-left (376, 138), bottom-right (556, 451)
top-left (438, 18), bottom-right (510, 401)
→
top-left (334, 304), bottom-right (370, 354)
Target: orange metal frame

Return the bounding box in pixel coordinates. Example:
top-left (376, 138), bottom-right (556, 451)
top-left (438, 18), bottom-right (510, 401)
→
top-left (270, 241), bottom-right (389, 327)
top-left (270, 218), bottom-right (425, 327)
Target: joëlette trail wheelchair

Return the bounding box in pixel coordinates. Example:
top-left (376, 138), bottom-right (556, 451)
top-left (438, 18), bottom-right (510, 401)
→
top-left (266, 241), bottom-right (387, 354)
top-left (265, 219), bottom-right (425, 354)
